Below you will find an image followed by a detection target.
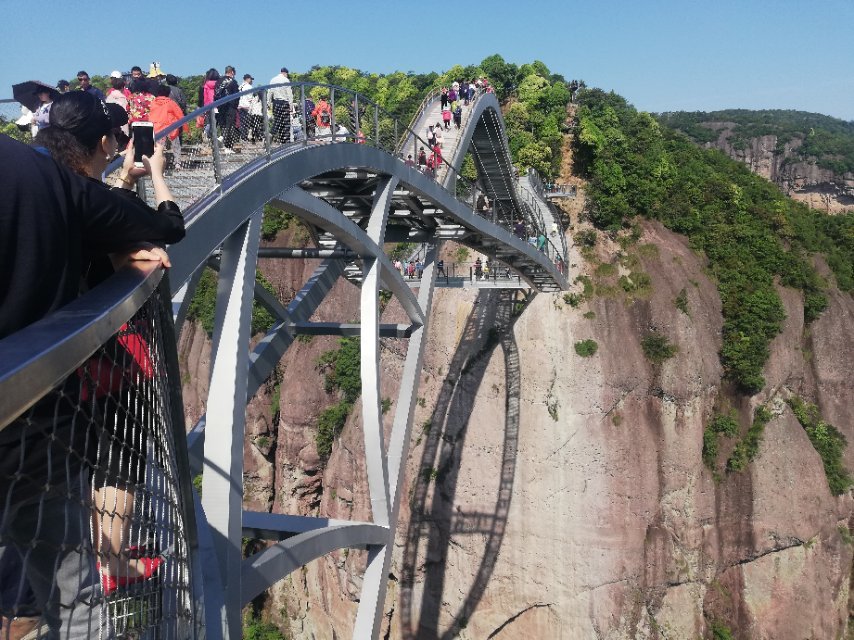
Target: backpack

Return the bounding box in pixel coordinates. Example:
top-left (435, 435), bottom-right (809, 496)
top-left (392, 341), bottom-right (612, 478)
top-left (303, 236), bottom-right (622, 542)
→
top-left (319, 105), bottom-right (331, 126)
top-left (214, 78), bottom-right (231, 101)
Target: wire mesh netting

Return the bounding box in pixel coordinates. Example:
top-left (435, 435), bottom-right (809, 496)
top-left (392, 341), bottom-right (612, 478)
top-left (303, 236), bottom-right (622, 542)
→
top-left (0, 284), bottom-right (195, 640)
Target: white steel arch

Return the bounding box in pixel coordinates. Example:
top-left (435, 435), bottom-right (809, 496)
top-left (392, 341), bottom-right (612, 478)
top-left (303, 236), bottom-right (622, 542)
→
top-left (117, 82), bottom-right (569, 638)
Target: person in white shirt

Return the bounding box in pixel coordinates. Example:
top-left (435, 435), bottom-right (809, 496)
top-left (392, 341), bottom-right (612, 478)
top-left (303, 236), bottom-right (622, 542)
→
top-left (268, 67), bottom-right (294, 143)
top-left (238, 74), bottom-right (260, 142)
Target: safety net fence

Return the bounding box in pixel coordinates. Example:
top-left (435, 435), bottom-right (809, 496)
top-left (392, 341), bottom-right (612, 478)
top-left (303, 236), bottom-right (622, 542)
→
top-left (0, 272), bottom-right (198, 640)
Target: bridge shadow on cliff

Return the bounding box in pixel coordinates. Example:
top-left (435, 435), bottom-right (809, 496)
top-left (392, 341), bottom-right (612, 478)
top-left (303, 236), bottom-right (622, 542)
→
top-left (400, 288), bottom-right (531, 639)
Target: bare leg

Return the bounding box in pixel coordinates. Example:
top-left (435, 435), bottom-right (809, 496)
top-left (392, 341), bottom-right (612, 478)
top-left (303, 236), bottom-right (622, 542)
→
top-left (93, 485), bottom-right (149, 578)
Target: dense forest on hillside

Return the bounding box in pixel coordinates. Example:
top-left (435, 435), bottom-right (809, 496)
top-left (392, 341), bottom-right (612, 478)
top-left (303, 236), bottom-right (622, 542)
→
top-left (657, 109), bottom-right (854, 174)
top-left (575, 90), bottom-right (854, 393)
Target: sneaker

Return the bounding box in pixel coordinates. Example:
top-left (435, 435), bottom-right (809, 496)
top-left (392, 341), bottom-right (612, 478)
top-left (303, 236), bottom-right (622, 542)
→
top-left (221, 148), bottom-right (236, 155)
top-left (98, 557), bottom-right (163, 596)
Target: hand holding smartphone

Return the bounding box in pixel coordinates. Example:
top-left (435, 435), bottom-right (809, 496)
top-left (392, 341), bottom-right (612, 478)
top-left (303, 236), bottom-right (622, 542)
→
top-left (131, 121), bottom-right (155, 167)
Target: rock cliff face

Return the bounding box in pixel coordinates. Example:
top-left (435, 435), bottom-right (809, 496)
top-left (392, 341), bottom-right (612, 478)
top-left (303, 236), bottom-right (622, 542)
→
top-left (700, 123), bottom-right (854, 213)
top-left (180, 219), bottom-right (854, 638)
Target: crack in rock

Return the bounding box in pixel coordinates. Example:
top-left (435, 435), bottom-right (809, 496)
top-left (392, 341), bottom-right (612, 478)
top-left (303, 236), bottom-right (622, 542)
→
top-left (486, 602), bottom-right (554, 638)
top-left (734, 538), bottom-right (805, 566)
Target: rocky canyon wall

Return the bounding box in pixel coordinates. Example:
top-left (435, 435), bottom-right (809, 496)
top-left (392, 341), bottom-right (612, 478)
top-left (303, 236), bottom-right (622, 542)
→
top-left (700, 124), bottom-right (854, 214)
top-left (180, 218), bottom-right (854, 638)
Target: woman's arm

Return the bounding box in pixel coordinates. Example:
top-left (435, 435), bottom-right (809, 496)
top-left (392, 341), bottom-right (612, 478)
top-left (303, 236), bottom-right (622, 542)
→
top-left (112, 141), bottom-right (175, 207)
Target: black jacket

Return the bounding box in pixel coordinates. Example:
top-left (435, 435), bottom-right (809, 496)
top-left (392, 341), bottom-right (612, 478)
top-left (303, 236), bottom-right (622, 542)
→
top-left (0, 134), bottom-right (185, 339)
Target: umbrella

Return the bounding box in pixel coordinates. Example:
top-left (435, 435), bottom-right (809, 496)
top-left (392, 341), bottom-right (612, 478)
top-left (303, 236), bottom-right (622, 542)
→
top-left (12, 80), bottom-right (60, 113)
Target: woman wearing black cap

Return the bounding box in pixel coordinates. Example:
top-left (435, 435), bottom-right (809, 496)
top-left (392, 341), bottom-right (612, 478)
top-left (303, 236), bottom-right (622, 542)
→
top-left (35, 90), bottom-right (178, 594)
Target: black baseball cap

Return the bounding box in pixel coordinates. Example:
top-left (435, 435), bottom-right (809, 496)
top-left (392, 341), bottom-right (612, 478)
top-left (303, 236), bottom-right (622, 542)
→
top-left (49, 91), bottom-right (129, 147)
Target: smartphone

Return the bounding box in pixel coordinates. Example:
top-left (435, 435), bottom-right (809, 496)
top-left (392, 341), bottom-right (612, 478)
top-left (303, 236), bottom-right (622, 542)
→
top-left (131, 121), bottom-right (155, 167)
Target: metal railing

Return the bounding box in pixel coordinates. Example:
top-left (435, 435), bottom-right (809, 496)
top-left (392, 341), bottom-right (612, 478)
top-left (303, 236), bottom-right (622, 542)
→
top-left (104, 82), bottom-right (478, 215)
top-left (528, 168), bottom-right (576, 199)
top-left (516, 183), bottom-right (569, 265)
top-left (0, 264), bottom-right (200, 638)
top-left (395, 86), bottom-right (442, 155)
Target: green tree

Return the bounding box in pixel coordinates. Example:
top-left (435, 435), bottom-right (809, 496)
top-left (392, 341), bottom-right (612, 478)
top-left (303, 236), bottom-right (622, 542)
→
top-left (479, 54), bottom-right (519, 100)
top-left (517, 142), bottom-right (553, 177)
top-left (517, 74), bottom-right (549, 105)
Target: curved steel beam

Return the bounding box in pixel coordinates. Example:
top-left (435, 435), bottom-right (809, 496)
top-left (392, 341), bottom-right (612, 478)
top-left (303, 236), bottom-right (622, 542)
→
top-left (272, 189), bottom-right (425, 327)
top-left (168, 144), bottom-right (566, 297)
top-left (360, 176), bottom-right (399, 530)
top-left (240, 524), bottom-right (389, 606)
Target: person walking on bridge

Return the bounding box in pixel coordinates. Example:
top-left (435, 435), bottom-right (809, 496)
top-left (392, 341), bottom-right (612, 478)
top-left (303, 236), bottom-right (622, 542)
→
top-left (75, 70), bottom-right (105, 101)
top-left (268, 67), bottom-right (293, 143)
top-left (215, 66), bottom-right (240, 151)
top-left (303, 94), bottom-right (316, 140)
top-left (238, 74), bottom-right (256, 142)
top-left (198, 68), bottom-right (220, 138)
top-left (433, 125), bottom-right (443, 149)
top-left (431, 142), bottom-right (443, 168)
top-left (150, 85), bottom-right (188, 167)
top-left (312, 95), bottom-right (333, 138)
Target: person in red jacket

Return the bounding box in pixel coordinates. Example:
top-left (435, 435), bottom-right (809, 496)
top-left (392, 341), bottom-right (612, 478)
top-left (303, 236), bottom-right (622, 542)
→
top-left (311, 96), bottom-right (333, 139)
top-left (149, 85), bottom-right (188, 167)
top-left (432, 142), bottom-right (442, 168)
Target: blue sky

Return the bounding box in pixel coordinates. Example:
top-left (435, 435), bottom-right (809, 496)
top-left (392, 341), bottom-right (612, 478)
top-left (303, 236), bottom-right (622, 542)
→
top-left (1, 0), bottom-right (852, 120)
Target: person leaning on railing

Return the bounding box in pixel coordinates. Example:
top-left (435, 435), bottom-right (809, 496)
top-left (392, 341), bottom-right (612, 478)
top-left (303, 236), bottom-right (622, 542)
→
top-left (34, 91), bottom-right (183, 594)
top-left (0, 92), bottom-right (184, 638)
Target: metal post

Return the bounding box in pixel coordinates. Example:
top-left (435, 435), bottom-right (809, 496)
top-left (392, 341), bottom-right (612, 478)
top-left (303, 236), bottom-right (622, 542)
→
top-left (374, 105), bottom-right (379, 146)
top-left (301, 84), bottom-right (308, 147)
top-left (354, 94), bottom-right (360, 137)
top-left (261, 89), bottom-right (271, 156)
top-left (330, 88), bottom-right (336, 140)
top-left (210, 106), bottom-right (222, 184)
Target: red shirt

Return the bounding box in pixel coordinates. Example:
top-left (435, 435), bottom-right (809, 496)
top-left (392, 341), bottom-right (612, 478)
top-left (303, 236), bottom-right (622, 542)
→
top-left (128, 92), bottom-right (154, 123)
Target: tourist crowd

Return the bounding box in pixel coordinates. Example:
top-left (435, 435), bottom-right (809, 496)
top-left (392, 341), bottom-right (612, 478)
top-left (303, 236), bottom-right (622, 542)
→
top-left (12, 64), bottom-right (493, 174)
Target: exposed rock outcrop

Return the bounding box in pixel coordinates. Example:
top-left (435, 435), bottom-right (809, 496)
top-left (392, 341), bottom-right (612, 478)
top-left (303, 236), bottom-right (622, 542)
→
top-left (700, 124), bottom-right (854, 213)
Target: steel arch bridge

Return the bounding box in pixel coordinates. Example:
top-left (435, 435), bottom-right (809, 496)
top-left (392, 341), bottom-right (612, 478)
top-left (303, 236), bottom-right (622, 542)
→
top-left (3, 82), bottom-right (569, 639)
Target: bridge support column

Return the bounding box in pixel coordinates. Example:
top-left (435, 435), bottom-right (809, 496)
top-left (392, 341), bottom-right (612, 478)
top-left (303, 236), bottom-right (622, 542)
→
top-left (355, 222), bottom-right (440, 637)
top-left (201, 209), bottom-right (262, 639)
